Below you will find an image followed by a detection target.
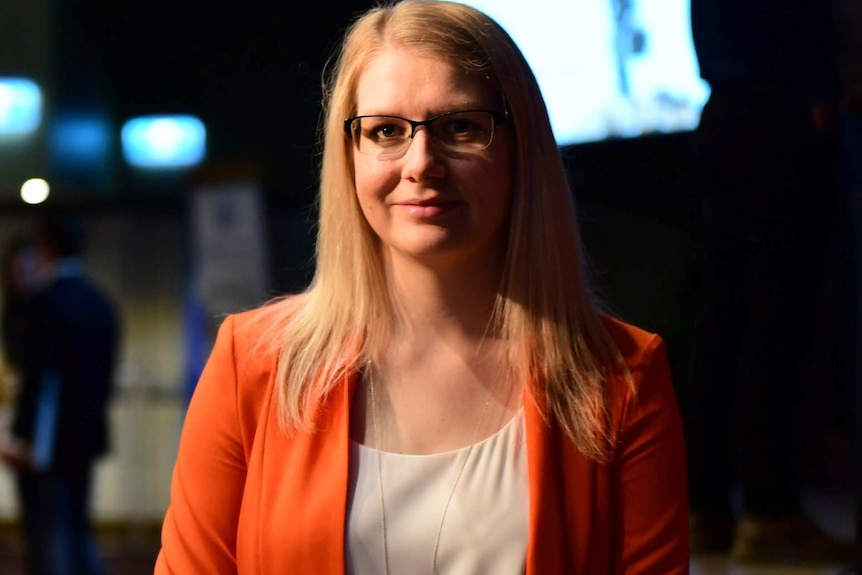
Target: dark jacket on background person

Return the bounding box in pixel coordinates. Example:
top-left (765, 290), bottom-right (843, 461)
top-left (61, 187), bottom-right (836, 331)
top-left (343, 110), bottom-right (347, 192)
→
top-left (12, 259), bottom-right (119, 472)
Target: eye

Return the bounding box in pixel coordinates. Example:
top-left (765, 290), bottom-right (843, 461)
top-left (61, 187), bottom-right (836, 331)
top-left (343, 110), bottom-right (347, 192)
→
top-left (376, 124), bottom-right (400, 138)
top-left (362, 117), bottom-right (409, 146)
top-left (449, 118), bottom-right (477, 135)
top-left (437, 113), bottom-right (488, 143)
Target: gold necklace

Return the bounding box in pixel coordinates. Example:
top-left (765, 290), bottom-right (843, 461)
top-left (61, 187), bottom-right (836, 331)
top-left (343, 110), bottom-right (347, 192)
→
top-left (366, 364), bottom-right (491, 575)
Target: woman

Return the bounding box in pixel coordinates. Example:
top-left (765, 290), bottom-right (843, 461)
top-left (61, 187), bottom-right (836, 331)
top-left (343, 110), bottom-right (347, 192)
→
top-left (155, 1), bottom-right (689, 573)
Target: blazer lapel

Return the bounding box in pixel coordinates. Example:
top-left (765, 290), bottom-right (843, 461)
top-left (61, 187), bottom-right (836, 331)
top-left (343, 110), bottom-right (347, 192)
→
top-left (523, 387), bottom-right (610, 575)
top-left (523, 390), bottom-right (570, 574)
top-left (261, 373), bottom-right (356, 574)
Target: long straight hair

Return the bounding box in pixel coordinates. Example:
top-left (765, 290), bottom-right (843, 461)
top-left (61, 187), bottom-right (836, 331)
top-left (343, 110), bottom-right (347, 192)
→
top-left (259, 0), bottom-right (627, 461)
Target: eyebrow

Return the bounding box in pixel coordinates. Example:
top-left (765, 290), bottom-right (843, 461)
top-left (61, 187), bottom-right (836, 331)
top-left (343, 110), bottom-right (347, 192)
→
top-left (353, 104), bottom-right (494, 119)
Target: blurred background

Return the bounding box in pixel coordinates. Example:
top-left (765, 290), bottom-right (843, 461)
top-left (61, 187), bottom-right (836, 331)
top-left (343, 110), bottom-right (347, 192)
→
top-left (0, 0), bottom-right (856, 572)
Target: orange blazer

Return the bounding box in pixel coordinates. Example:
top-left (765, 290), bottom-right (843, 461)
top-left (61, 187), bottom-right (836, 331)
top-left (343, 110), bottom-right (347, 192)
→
top-left (155, 308), bottom-right (689, 574)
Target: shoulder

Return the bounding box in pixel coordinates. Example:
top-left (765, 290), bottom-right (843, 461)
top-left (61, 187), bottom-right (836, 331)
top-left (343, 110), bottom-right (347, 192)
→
top-left (189, 297), bottom-right (303, 447)
top-left (229, 295), bottom-right (303, 347)
top-left (599, 314), bottom-right (680, 443)
top-left (600, 313), bottom-right (666, 371)
top-left (43, 275), bottom-right (111, 305)
top-left (599, 313), bottom-right (674, 409)
top-left (216, 295), bottom-right (304, 381)
top-left (43, 276), bottom-right (118, 326)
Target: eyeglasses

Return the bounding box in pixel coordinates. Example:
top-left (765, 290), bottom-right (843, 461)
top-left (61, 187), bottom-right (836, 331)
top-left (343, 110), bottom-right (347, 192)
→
top-left (344, 109), bottom-right (508, 159)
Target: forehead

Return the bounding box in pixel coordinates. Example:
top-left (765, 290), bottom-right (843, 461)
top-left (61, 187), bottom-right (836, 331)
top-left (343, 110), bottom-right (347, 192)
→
top-left (354, 47), bottom-right (498, 116)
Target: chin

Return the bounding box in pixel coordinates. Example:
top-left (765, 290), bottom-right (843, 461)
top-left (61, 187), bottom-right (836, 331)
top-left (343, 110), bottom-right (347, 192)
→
top-left (390, 234), bottom-right (502, 266)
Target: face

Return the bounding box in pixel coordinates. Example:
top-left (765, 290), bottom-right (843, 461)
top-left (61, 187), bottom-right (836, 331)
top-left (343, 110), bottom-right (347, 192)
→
top-left (351, 47), bottom-right (514, 269)
top-left (5, 247), bottom-right (41, 297)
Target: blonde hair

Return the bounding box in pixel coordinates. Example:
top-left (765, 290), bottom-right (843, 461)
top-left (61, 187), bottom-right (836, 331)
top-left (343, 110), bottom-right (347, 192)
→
top-left (261, 0), bottom-right (627, 461)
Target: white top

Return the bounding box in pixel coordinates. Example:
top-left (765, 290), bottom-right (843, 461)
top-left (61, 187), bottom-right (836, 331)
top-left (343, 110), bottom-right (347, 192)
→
top-left (346, 409), bottom-right (529, 575)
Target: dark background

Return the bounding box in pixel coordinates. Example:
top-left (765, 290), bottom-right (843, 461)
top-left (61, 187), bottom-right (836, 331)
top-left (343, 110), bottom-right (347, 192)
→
top-left (0, 0), bottom-right (752, 406)
top-left (38, 0), bottom-right (376, 204)
top-left (1, 0), bottom-right (852, 489)
top-left (14, 0), bottom-right (703, 312)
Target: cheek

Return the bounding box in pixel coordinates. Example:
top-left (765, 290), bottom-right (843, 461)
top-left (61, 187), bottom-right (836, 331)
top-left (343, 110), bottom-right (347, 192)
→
top-left (354, 158), bottom-right (394, 205)
top-left (353, 160), bottom-right (399, 228)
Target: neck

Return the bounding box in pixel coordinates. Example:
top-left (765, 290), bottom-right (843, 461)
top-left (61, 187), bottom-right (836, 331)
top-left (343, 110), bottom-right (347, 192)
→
top-left (383, 248), bottom-right (504, 347)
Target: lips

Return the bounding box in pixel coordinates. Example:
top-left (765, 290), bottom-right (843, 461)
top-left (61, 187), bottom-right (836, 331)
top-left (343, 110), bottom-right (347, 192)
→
top-left (400, 197), bottom-right (453, 207)
top-left (394, 197), bottom-right (462, 218)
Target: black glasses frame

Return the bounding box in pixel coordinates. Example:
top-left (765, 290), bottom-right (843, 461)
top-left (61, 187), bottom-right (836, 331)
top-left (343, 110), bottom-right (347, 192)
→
top-left (343, 109), bottom-right (509, 141)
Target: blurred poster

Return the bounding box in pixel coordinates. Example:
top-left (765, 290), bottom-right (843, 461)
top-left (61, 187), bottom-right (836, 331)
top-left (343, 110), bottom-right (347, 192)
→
top-left (186, 180), bottom-right (270, 399)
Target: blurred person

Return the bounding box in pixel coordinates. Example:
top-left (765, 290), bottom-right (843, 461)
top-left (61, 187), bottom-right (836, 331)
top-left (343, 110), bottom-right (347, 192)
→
top-left (1, 235), bottom-right (40, 379)
top-left (0, 234), bottom-right (41, 453)
top-left (685, 0), bottom-right (853, 564)
top-left (155, 1), bottom-right (689, 573)
top-left (3, 213), bottom-right (120, 575)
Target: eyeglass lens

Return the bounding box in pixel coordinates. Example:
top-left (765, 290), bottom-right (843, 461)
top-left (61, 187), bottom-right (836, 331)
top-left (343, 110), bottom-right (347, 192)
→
top-left (350, 111), bottom-right (496, 157)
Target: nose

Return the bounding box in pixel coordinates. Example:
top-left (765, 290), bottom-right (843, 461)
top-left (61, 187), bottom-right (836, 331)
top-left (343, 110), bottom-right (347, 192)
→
top-left (401, 127), bottom-right (445, 181)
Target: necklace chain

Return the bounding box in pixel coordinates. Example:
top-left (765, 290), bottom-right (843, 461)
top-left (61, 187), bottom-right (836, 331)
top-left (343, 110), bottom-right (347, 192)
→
top-left (368, 369), bottom-right (390, 575)
top-left (367, 364), bottom-right (491, 575)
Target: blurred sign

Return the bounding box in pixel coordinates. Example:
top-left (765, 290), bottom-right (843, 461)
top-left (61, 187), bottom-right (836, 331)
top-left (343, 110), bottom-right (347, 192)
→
top-left (187, 179), bottom-right (269, 397)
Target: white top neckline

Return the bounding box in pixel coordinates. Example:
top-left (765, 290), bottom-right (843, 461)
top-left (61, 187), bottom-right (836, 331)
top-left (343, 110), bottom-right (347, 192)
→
top-left (345, 408), bottom-right (529, 575)
top-left (350, 405), bottom-right (526, 458)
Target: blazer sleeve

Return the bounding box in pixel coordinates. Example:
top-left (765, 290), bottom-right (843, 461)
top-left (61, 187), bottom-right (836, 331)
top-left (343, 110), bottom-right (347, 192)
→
top-left (615, 334), bottom-right (690, 574)
top-left (155, 315), bottom-right (247, 574)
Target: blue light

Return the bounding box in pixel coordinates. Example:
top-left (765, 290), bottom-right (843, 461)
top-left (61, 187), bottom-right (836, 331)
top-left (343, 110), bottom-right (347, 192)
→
top-left (50, 115), bottom-right (111, 164)
top-left (121, 115), bottom-right (206, 168)
top-left (0, 78), bottom-right (42, 135)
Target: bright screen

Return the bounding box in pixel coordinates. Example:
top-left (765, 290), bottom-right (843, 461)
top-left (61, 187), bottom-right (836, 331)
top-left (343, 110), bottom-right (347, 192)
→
top-left (460, 0), bottom-right (710, 146)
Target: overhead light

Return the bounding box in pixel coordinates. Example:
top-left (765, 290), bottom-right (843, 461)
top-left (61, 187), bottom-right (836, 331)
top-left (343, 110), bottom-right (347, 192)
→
top-left (121, 114), bottom-right (206, 168)
top-left (0, 78), bottom-right (42, 135)
top-left (50, 114), bottom-right (111, 164)
top-left (20, 178), bottom-right (50, 204)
